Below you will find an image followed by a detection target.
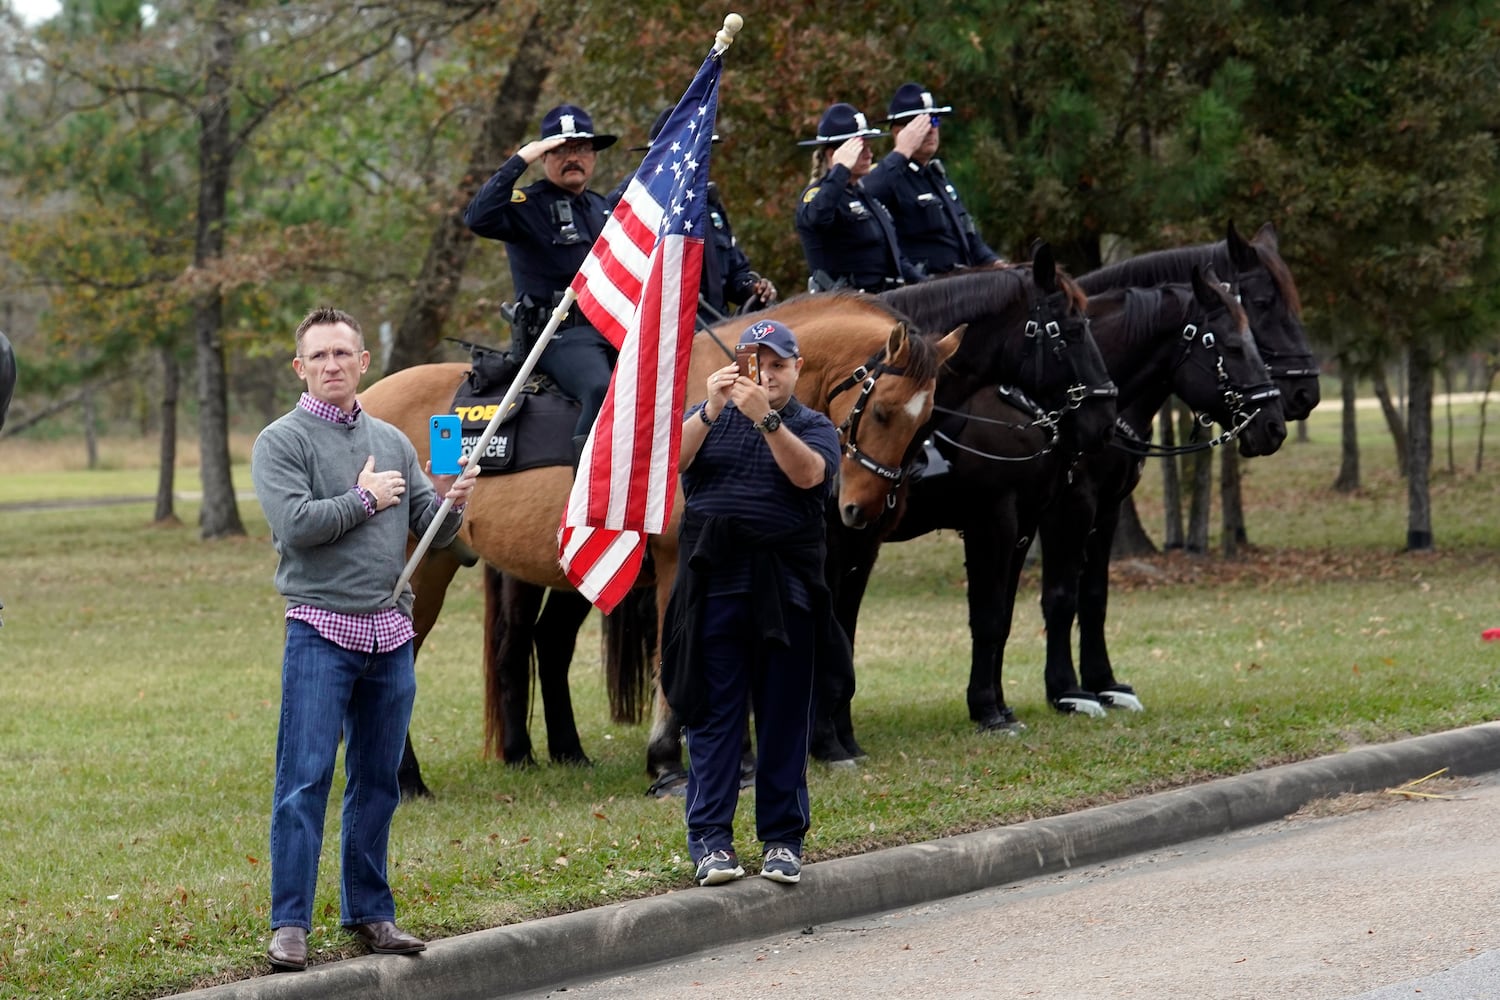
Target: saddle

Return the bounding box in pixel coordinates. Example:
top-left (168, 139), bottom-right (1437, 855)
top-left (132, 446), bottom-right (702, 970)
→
top-left (444, 340), bottom-right (577, 474)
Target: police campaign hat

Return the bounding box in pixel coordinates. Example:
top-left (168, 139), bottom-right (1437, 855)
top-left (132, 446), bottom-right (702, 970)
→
top-left (796, 102), bottom-right (886, 147)
top-left (628, 107), bottom-right (722, 152)
top-left (539, 103), bottom-right (617, 150)
top-left (886, 83), bottom-right (953, 123)
top-left (736, 319), bottom-right (800, 358)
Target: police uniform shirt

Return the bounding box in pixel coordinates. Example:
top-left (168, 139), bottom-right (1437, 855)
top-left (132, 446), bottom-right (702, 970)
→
top-left (863, 151), bottom-right (999, 275)
top-left (706, 185), bottom-right (759, 312)
top-left (795, 163), bottom-right (923, 292)
top-left (464, 153), bottom-right (610, 306)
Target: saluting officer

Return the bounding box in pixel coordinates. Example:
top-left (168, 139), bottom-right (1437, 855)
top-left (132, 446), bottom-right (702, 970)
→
top-left (794, 102), bottom-right (922, 294)
top-left (610, 108), bottom-right (777, 326)
top-left (863, 83), bottom-right (1003, 275)
top-left (464, 103), bottom-right (618, 462)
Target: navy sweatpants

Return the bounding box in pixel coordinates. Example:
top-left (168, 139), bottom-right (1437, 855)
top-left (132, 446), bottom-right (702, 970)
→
top-left (683, 593), bottom-right (815, 863)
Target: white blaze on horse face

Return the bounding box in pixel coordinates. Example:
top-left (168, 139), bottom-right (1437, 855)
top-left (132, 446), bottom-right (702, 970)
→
top-left (904, 389), bottom-right (931, 422)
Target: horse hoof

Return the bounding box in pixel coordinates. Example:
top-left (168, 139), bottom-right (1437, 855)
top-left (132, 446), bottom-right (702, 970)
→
top-left (504, 754), bottom-right (540, 770)
top-left (399, 780), bottom-right (433, 802)
top-left (1098, 688), bottom-right (1145, 712)
top-left (646, 771), bottom-right (689, 798)
top-left (552, 753), bottom-right (594, 767)
top-left (1054, 695), bottom-right (1106, 718)
top-left (973, 711), bottom-right (1025, 735)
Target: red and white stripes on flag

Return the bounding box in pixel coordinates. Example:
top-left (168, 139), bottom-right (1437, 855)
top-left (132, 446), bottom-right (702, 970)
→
top-left (558, 52), bottom-right (722, 613)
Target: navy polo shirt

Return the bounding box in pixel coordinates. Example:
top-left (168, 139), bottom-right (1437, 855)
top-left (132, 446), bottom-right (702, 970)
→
top-left (682, 396), bottom-right (841, 605)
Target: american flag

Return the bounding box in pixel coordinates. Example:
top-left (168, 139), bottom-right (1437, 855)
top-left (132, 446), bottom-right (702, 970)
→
top-left (558, 53), bottom-right (722, 612)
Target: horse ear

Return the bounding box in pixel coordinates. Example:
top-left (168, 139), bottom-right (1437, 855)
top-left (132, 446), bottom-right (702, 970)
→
top-left (935, 324), bottom-right (967, 365)
top-left (1253, 221), bottom-right (1279, 252)
top-left (1226, 220), bottom-right (1258, 274)
top-left (885, 321), bottom-right (910, 362)
top-left (1031, 241), bottom-right (1057, 293)
top-left (1190, 264), bottom-right (1215, 305)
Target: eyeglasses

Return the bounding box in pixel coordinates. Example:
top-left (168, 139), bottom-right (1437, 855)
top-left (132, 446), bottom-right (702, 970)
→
top-left (297, 347), bottom-right (359, 364)
top-left (547, 141), bottom-right (596, 157)
top-left (929, 115), bottom-right (941, 127)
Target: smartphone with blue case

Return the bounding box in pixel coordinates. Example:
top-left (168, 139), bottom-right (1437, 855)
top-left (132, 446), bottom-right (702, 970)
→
top-left (429, 414), bottom-right (464, 475)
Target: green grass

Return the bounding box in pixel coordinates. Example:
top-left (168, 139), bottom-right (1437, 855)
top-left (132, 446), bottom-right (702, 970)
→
top-left (0, 399), bottom-right (1498, 998)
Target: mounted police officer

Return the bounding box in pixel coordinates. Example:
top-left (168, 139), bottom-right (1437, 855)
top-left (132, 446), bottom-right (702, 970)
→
top-left (863, 83), bottom-right (1004, 275)
top-left (794, 102), bottom-right (922, 295)
top-left (609, 108), bottom-right (777, 327)
top-left (464, 103), bottom-right (618, 465)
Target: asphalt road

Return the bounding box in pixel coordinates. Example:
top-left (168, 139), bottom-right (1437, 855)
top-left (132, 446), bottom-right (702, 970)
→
top-left (511, 774), bottom-right (1500, 1000)
top-left (172, 723), bottom-right (1500, 1000)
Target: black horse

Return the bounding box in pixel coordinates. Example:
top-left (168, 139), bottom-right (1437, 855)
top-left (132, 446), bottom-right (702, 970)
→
top-left (1078, 222), bottom-right (1317, 421)
top-left (816, 249), bottom-right (1119, 756)
top-left (1036, 267), bottom-right (1288, 716)
top-left (822, 265), bottom-right (1285, 749)
top-left (1037, 222), bottom-right (1316, 717)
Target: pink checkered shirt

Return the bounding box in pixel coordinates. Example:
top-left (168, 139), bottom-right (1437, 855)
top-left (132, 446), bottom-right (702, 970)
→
top-left (285, 392), bottom-right (416, 654)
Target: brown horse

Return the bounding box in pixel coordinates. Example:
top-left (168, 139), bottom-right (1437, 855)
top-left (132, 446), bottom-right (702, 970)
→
top-left (358, 293), bottom-right (963, 794)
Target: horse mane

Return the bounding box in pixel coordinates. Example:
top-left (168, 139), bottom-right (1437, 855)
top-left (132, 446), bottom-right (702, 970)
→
top-left (883, 267), bottom-right (1031, 337)
top-left (765, 291), bottom-right (944, 386)
top-left (1080, 239), bottom-right (1303, 318)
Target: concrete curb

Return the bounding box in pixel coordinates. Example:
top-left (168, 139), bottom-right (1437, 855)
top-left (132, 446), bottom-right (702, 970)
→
top-left (173, 722), bottom-right (1500, 999)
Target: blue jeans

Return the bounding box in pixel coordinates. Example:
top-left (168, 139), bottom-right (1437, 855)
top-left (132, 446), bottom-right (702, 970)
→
top-left (270, 620), bottom-right (415, 930)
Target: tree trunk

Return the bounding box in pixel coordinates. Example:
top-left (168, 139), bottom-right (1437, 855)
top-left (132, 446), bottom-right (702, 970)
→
top-left (83, 392), bottom-right (99, 469)
top-left (1406, 347), bottom-right (1434, 551)
top-left (1159, 400), bottom-right (1184, 549)
top-left (382, 5), bottom-right (569, 375)
top-left (1111, 494), bottom-right (1158, 557)
top-left (193, 0), bottom-right (245, 539)
top-left (1220, 447), bottom-right (1245, 557)
top-left (1185, 447), bottom-right (1212, 554)
top-left (1441, 363), bottom-right (1455, 475)
top-left (154, 345), bottom-right (181, 525)
top-left (1371, 367), bottom-right (1408, 476)
top-left (1333, 365), bottom-right (1360, 492)
top-left (1477, 362), bottom-right (1497, 473)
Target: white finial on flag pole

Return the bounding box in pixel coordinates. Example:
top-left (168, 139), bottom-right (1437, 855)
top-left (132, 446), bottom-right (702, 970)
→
top-left (712, 13), bottom-right (743, 56)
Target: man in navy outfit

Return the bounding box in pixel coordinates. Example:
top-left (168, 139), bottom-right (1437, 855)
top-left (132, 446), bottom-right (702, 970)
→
top-left (863, 83), bottom-right (1004, 275)
top-left (794, 102), bottom-right (922, 294)
top-left (464, 103), bottom-right (618, 464)
top-left (662, 319), bottom-right (842, 888)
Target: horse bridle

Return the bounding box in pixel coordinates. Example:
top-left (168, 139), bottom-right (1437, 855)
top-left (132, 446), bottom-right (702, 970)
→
top-left (826, 350), bottom-right (913, 505)
top-left (1111, 308), bottom-right (1281, 457)
top-left (929, 291), bottom-right (1117, 463)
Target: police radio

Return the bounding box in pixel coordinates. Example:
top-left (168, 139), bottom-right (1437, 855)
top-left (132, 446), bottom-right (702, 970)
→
top-left (550, 200), bottom-right (583, 245)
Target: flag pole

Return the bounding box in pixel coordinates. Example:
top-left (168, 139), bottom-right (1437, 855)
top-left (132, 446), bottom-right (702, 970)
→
top-left (392, 290), bottom-right (578, 601)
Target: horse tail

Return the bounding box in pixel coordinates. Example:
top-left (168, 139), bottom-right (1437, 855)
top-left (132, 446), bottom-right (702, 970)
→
top-left (603, 586), bottom-right (656, 724)
top-left (481, 563), bottom-right (509, 759)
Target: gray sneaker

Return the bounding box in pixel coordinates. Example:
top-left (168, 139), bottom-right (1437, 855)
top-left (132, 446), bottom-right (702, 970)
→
top-left (761, 845), bottom-right (801, 884)
top-left (695, 849), bottom-right (745, 886)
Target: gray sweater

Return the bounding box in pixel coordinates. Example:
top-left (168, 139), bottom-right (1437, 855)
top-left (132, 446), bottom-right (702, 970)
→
top-left (251, 405), bottom-right (460, 618)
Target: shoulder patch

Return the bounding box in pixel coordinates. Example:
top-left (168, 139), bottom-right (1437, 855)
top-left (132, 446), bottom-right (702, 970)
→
top-left (802, 186), bottom-right (821, 203)
top-left (510, 190), bottom-right (527, 203)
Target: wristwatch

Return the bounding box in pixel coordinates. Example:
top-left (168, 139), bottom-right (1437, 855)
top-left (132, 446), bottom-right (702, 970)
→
top-left (757, 410), bottom-right (782, 434)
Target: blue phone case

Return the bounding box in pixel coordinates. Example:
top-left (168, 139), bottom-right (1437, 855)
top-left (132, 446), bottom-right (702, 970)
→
top-left (429, 414), bottom-right (464, 475)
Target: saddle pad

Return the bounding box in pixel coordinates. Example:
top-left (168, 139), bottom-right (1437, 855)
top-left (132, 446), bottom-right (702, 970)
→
top-left (447, 375), bottom-right (577, 474)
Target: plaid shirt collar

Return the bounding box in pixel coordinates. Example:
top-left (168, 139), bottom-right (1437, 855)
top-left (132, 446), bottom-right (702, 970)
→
top-left (298, 392), bottom-right (361, 426)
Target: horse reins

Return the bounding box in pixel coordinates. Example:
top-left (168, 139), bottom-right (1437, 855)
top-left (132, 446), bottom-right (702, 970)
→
top-left (1109, 318), bottom-right (1281, 458)
top-left (928, 295), bottom-right (1117, 464)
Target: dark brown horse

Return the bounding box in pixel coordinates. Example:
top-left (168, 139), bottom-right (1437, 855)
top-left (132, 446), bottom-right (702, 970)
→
top-left (357, 293), bottom-right (962, 794)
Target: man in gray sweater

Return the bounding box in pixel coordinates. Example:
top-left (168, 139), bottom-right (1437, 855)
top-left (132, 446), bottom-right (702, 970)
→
top-left (251, 307), bottom-right (478, 971)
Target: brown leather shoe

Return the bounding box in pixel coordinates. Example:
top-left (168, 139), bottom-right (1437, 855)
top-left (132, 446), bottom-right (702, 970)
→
top-left (347, 920), bottom-right (427, 954)
top-left (267, 926), bottom-right (307, 971)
